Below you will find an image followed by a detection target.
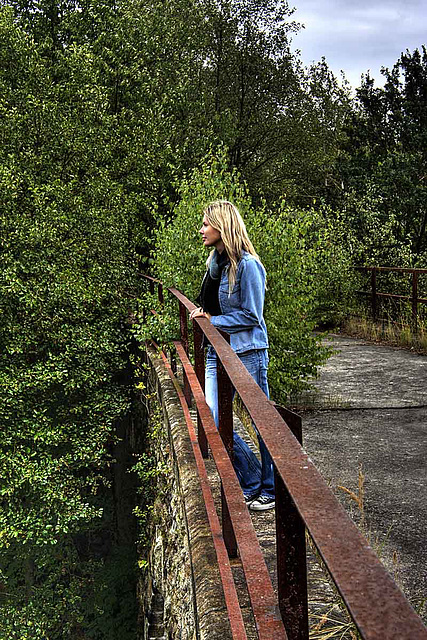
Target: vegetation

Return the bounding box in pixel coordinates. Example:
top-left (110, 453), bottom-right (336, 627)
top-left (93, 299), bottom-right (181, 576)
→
top-left (0, 0), bottom-right (426, 635)
top-left (0, 5), bottom-right (142, 637)
top-left (336, 46), bottom-right (427, 267)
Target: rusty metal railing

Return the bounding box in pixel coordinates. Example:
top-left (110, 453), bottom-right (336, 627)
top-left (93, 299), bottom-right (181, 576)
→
top-left (143, 274), bottom-right (427, 640)
top-left (356, 266), bottom-right (427, 329)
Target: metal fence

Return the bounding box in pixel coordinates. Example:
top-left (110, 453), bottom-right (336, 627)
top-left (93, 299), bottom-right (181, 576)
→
top-left (356, 266), bottom-right (427, 329)
top-left (143, 275), bottom-right (427, 640)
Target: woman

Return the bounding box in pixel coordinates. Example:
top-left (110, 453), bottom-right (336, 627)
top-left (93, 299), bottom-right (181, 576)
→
top-left (189, 200), bottom-right (275, 511)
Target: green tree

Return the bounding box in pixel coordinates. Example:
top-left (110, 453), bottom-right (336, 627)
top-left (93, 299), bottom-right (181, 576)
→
top-left (0, 7), bottom-right (139, 636)
top-left (338, 46), bottom-right (427, 265)
top-left (196, 1), bottom-right (351, 205)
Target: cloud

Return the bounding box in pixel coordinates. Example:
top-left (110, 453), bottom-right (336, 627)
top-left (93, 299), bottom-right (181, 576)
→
top-left (290, 0), bottom-right (427, 87)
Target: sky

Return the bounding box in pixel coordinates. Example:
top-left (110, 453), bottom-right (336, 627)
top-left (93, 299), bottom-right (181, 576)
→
top-left (289, 0), bottom-right (427, 88)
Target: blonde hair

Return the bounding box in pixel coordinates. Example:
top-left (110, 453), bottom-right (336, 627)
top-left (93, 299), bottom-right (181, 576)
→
top-left (204, 200), bottom-right (260, 292)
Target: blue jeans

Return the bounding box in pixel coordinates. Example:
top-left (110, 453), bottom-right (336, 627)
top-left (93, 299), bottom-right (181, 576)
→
top-left (205, 346), bottom-right (275, 499)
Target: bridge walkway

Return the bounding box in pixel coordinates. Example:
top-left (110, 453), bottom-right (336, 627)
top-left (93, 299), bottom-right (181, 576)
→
top-left (299, 333), bottom-right (427, 624)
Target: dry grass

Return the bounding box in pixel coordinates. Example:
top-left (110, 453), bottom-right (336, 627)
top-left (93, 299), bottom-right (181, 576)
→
top-left (306, 532), bottom-right (360, 640)
top-left (343, 315), bottom-right (427, 353)
top-left (310, 609), bottom-right (359, 640)
top-left (337, 465), bottom-right (366, 529)
top-left (337, 466), bottom-right (393, 555)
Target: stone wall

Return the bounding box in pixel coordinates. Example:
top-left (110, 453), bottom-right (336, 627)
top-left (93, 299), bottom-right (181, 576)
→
top-left (137, 344), bottom-right (233, 640)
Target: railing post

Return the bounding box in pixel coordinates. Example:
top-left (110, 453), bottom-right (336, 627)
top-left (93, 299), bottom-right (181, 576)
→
top-left (221, 492), bottom-right (237, 559)
top-left (193, 322), bottom-right (208, 458)
top-left (178, 301), bottom-right (192, 407)
top-left (217, 351), bottom-right (234, 459)
top-left (157, 282), bottom-right (164, 305)
top-left (274, 405), bottom-right (309, 640)
top-left (170, 347), bottom-right (177, 375)
top-left (412, 270), bottom-right (419, 332)
top-left (216, 331), bottom-right (237, 558)
top-left (371, 267), bottom-right (377, 321)
top-left (274, 404), bottom-right (302, 444)
top-left (157, 282), bottom-right (167, 354)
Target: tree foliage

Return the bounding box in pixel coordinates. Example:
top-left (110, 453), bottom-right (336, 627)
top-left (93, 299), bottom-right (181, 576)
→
top-left (337, 46), bottom-right (427, 265)
top-left (194, 1), bottom-right (351, 204)
top-left (0, 6), bottom-right (140, 636)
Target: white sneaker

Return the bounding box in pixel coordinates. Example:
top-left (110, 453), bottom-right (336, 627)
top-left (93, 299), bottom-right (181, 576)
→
top-left (249, 495), bottom-right (275, 511)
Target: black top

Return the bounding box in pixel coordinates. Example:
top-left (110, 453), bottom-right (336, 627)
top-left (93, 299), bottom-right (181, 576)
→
top-left (196, 249), bottom-right (229, 316)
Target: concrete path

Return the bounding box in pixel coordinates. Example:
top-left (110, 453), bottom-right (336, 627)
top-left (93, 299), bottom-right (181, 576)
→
top-left (302, 334), bottom-right (427, 621)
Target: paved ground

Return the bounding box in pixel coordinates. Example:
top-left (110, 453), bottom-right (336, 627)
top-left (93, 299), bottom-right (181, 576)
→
top-left (301, 333), bottom-right (427, 621)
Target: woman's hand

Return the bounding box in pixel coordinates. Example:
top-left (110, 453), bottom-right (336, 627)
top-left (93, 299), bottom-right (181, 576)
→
top-left (190, 307), bottom-right (211, 321)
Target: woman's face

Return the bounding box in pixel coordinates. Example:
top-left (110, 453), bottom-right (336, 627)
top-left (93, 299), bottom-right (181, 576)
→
top-left (199, 216), bottom-right (222, 249)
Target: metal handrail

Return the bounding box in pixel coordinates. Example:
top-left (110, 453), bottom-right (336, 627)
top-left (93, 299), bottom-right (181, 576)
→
top-left (357, 266), bottom-right (427, 274)
top-left (356, 266), bottom-right (427, 327)
top-left (143, 275), bottom-right (427, 640)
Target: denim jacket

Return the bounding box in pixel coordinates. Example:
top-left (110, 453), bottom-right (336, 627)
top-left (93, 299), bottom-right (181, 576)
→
top-left (210, 252), bottom-right (269, 354)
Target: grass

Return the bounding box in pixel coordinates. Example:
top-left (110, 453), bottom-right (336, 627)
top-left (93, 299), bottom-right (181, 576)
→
top-left (233, 395), bottom-right (258, 446)
top-left (337, 464), bottom-right (366, 530)
top-left (337, 465), bottom-right (398, 573)
top-left (306, 531), bottom-right (361, 640)
top-left (334, 465), bottom-right (427, 627)
top-left (343, 311), bottom-right (427, 353)
top-left (309, 609), bottom-right (359, 640)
